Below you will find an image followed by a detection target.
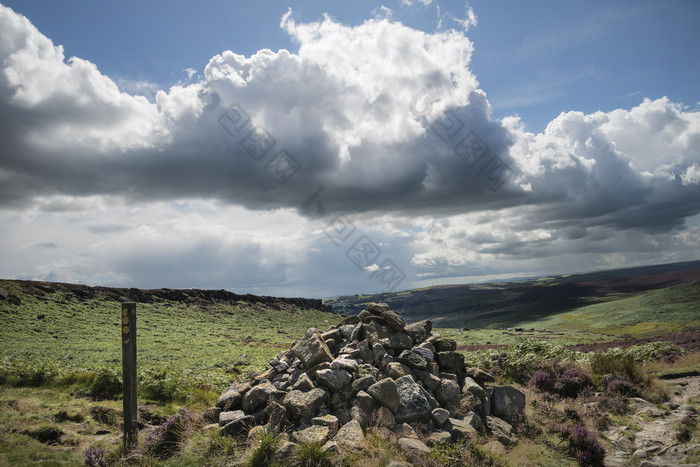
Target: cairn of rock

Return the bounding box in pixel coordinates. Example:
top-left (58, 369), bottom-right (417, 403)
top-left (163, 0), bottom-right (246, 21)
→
top-left (205, 302), bottom-right (526, 454)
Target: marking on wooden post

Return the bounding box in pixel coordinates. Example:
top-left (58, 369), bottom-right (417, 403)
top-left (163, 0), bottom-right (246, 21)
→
top-left (121, 302), bottom-right (138, 449)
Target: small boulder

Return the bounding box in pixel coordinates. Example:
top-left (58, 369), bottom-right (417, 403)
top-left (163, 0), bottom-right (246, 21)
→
top-left (283, 388), bottom-right (328, 421)
top-left (242, 383), bottom-right (277, 413)
top-left (384, 310), bottom-right (407, 333)
top-left (394, 376), bottom-right (432, 423)
top-left (404, 320), bottom-right (432, 344)
top-left (490, 386), bottom-right (525, 423)
top-left (367, 302), bottom-right (390, 315)
top-left (431, 408), bottom-right (450, 426)
top-left (291, 328), bottom-right (334, 369)
top-left (292, 425), bottom-right (330, 445)
top-left (334, 419), bottom-right (367, 451)
top-left (367, 378), bottom-right (400, 413)
top-left (425, 431), bottom-right (452, 446)
top-left (398, 437), bottom-right (431, 455)
top-left (316, 369), bottom-right (353, 392)
top-left (291, 373), bottom-right (315, 392)
top-left (445, 418), bottom-right (477, 440)
top-left (434, 379), bottom-right (460, 405)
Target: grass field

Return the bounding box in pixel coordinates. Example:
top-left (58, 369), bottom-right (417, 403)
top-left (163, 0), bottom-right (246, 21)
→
top-left (2, 277), bottom-right (699, 465)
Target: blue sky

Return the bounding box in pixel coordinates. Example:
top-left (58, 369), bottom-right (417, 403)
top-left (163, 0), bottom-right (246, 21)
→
top-left (1, 1), bottom-right (700, 297)
top-left (5, 0), bottom-right (698, 133)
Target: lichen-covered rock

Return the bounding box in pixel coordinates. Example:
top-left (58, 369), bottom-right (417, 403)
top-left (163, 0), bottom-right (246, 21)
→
top-left (220, 412), bottom-right (255, 437)
top-left (394, 376), bottom-right (432, 423)
top-left (292, 425), bottom-right (330, 445)
top-left (431, 408), bottom-right (450, 426)
top-left (387, 362), bottom-right (414, 380)
top-left (291, 373), bottom-right (315, 392)
top-left (266, 401), bottom-right (289, 431)
top-left (398, 437), bottom-right (431, 454)
top-left (383, 310), bottom-right (407, 333)
top-left (486, 416), bottom-right (518, 446)
top-left (376, 406), bottom-right (395, 427)
top-left (435, 352), bottom-right (465, 373)
top-left (490, 386), bottom-right (525, 423)
top-left (405, 320), bottom-right (432, 344)
top-left (445, 418), bottom-right (477, 440)
top-left (203, 407), bottom-right (222, 424)
top-left (414, 369), bottom-right (441, 390)
top-left (463, 377), bottom-right (486, 401)
top-left (462, 411), bottom-right (484, 432)
top-left (425, 430), bottom-right (452, 446)
top-left (367, 378), bottom-right (400, 413)
top-left (367, 302), bottom-right (390, 315)
top-left (334, 419), bottom-right (367, 451)
top-left (331, 357), bottom-right (359, 373)
top-left (316, 368), bottom-right (353, 392)
top-left (216, 382), bottom-right (250, 410)
top-left (434, 338), bottom-right (457, 352)
top-left (466, 367), bottom-right (496, 383)
top-left (355, 390), bottom-right (377, 415)
top-left (283, 388), bottom-right (328, 421)
top-left (242, 383), bottom-right (277, 413)
top-left (291, 328), bottom-right (334, 369)
top-left (398, 350), bottom-right (428, 370)
top-left (435, 379), bottom-right (460, 405)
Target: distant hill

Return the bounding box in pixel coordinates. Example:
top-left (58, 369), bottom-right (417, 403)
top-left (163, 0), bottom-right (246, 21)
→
top-left (324, 260), bottom-right (700, 331)
top-left (0, 279), bottom-right (332, 313)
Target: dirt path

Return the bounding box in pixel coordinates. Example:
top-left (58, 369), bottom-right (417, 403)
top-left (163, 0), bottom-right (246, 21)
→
top-left (604, 375), bottom-right (699, 467)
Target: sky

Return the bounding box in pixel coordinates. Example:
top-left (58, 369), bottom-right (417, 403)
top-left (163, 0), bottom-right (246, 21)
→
top-left (1, 1), bottom-right (699, 298)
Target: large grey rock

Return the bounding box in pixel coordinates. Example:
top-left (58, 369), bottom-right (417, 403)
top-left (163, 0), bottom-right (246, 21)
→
top-left (220, 412), bottom-right (255, 437)
top-left (355, 390), bottom-right (377, 415)
top-left (367, 302), bottom-right (390, 315)
top-left (334, 419), bottom-right (367, 451)
top-left (466, 367), bottom-right (496, 383)
top-left (367, 378), bottom-right (401, 413)
top-left (435, 352), bottom-right (465, 373)
top-left (435, 379), bottom-right (461, 405)
top-left (373, 343), bottom-right (388, 367)
top-left (404, 320), bottom-right (432, 344)
top-left (330, 357), bottom-right (359, 373)
top-left (398, 350), bottom-right (428, 370)
top-left (203, 407), bottom-right (222, 424)
top-left (291, 373), bottom-right (315, 392)
top-left (356, 363), bottom-right (381, 380)
top-left (313, 414), bottom-right (339, 430)
top-left (383, 310), bottom-right (407, 333)
top-left (434, 338), bottom-right (457, 352)
top-left (414, 369), bottom-right (441, 390)
top-left (219, 410), bottom-right (246, 427)
top-left (445, 418), bottom-right (477, 440)
top-left (216, 382), bottom-right (250, 410)
top-left (292, 425), bottom-right (330, 445)
top-left (363, 321), bottom-right (392, 347)
top-left (431, 408), bottom-right (450, 426)
top-left (463, 377), bottom-right (486, 401)
top-left (350, 375), bottom-right (377, 396)
top-left (486, 416), bottom-right (517, 446)
top-left (376, 406), bottom-right (395, 428)
top-left (412, 347), bottom-right (434, 362)
top-left (463, 411), bottom-right (484, 432)
top-left (491, 386), bottom-right (525, 423)
top-left (357, 340), bottom-right (374, 364)
top-left (398, 437), bottom-right (431, 455)
top-left (425, 431), bottom-right (452, 446)
top-left (316, 369), bottom-right (353, 392)
top-left (394, 376), bottom-right (432, 423)
top-left (291, 328), bottom-right (334, 369)
top-left (266, 401), bottom-right (289, 431)
top-left (387, 362), bottom-right (415, 380)
top-left (242, 383), bottom-right (277, 413)
top-left (388, 332), bottom-right (414, 352)
top-left (283, 388), bottom-right (328, 421)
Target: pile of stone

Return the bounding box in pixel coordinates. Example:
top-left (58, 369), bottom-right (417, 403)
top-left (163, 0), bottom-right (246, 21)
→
top-left (205, 302), bottom-right (525, 455)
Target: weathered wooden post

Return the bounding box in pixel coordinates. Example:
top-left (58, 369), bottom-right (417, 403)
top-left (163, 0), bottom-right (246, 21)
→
top-left (121, 302), bottom-right (138, 449)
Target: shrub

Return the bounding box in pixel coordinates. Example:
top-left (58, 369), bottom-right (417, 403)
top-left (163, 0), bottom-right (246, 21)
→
top-left (528, 361), bottom-right (593, 399)
top-left (562, 425), bottom-right (605, 466)
top-left (589, 354), bottom-right (642, 385)
top-left (675, 414), bottom-right (697, 443)
top-left (84, 447), bottom-right (108, 466)
top-left (143, 408), bottom-right (196, 458)
top-left (248, 427), bottom-right (282, 467)
top-left (293, 442), bottom-right (333, 467)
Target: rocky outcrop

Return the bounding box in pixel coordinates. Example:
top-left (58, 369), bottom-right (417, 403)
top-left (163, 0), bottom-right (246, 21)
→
top-left (209, 302), bottom-right (526, 454)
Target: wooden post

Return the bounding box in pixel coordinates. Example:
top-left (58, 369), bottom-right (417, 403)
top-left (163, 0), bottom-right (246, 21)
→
top-left (121, 302), bottom-right (138, 449)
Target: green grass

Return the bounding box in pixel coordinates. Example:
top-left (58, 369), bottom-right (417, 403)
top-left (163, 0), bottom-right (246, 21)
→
top-left (515, 282), bottom-right (700, 337)
top-left (0, 280), bottom-right (338, 404)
